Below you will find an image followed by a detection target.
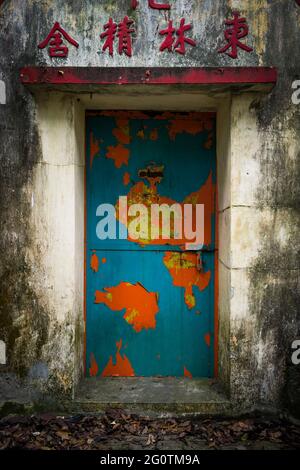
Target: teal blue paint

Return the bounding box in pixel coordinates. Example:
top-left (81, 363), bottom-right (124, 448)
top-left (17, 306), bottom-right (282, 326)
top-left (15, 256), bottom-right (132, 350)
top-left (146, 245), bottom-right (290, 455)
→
top-left (86, 112), bottom-right (216, 377)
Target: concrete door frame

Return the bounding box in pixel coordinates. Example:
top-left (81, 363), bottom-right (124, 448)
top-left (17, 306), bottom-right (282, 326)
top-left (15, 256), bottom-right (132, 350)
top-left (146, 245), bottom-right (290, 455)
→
top-left (21, 67), bottom-right (277, 404)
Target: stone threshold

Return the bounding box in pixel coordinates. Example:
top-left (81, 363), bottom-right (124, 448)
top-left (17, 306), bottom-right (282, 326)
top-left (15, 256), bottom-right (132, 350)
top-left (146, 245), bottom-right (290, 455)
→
top-left (73, 377), bottom-right (231, 415)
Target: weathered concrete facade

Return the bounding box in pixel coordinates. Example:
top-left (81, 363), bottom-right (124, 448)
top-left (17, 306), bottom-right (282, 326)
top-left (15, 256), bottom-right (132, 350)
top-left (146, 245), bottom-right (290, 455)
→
top-left (0, 0), bottom-right (299, 416)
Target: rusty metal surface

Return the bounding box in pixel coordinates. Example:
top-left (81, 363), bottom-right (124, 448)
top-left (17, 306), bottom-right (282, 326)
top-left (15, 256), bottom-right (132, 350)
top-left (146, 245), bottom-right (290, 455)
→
top-left (20, 66), bottom-right (277, 86)
top-left (86, 111), bottom-right (217, 378)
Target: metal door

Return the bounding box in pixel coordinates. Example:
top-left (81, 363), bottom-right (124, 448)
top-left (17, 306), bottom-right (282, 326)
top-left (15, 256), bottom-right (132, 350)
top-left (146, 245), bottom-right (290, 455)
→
top-left (85, 111), bottom-right (217, 378)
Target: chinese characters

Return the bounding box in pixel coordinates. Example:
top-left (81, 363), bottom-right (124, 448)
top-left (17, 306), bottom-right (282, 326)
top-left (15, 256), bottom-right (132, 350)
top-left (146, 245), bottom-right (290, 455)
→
top-left (159, 19), bottom-right (196, 55)
top-left (38, 22), bottom-right (79, 58)
top-left (100, 17), bottom-right (135, 57)
top-left (218, 11), bottom-right (253, 59)
top-left (38, 10), bottom-right (254, 60)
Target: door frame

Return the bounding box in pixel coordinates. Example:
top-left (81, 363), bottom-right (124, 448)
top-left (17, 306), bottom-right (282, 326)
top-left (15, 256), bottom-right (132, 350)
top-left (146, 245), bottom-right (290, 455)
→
top-left (21, 66), bottom-right (277, 399)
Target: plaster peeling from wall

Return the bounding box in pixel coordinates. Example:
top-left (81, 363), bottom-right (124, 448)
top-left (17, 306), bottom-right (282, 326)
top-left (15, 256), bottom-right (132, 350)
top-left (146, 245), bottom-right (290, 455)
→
top-left (0, 340), bottom-right (6, 365)
top-left (0, 80), bottom-right (6, 104)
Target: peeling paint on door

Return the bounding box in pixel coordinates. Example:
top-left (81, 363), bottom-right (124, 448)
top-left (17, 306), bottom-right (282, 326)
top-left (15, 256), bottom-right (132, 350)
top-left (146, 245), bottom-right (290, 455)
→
top-left (86, 111), bottom-right (216, 377)
top-left (95, 282), bottom-right (159, 333)
top-left (101, 339), bottom-right (135, 377)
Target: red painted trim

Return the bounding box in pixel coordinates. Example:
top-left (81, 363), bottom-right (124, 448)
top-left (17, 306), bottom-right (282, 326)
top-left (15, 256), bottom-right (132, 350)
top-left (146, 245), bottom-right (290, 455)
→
top-left (20, 67), bottom-right (277, 87)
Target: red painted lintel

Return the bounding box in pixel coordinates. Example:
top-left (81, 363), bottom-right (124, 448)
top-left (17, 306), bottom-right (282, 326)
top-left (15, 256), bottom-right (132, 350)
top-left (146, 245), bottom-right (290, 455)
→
top-left (20, 67), bottom-right (277, 87)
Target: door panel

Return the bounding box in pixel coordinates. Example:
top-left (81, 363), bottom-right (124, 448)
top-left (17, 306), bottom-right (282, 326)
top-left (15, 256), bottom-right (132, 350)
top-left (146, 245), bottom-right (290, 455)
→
top-left (85, 111), bottom-right (216, 378)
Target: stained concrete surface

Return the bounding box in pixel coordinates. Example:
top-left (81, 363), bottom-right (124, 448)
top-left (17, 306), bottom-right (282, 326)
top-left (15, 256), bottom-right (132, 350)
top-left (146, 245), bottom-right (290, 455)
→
top-left (74, 378), bottom-right (230, 414)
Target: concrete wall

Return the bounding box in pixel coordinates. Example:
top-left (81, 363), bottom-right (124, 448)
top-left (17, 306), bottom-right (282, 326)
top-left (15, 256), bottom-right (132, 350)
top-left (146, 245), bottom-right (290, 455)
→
top-left (0, 0), bottom-right (299, 415)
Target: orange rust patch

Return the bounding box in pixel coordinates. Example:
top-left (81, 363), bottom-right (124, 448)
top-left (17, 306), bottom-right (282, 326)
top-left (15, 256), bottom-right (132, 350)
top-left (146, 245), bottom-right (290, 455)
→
top-left (95, 110), bottom-right (149, 119)
top-left (106, 144), bottom-right (129, 168)
top-left (150, 128), bottom-right (158, 141)
top-left (102, 257), bottom-right (107, 264)
top-left (184, 366), bottom-right (193, 378)
top-left (101, 339), bottom-right (135, 377)
top-left (95, 282), bottom-right (159, 333)
top-left (164, 114), bottom-right (214, 141)
top-left (184, 171), bottom-right (214, 247)
top-left (116, 180), bottom-right (175, 245)
top-left (123, 172), bottom-right (131, 186)
top-left (168, 120), bottom-right (204, 141)
top-left (204, 131), bottom-right (214, 150)
top-left (112, 118), bottom-right (131, 145)
top-left (89, 353), bottom-right (99, 377)
top-left (204, 333), bottom-right (211, 347)
top-left (90, 251), bottom-right (99, 273)
top-left (116, 172), bottom-right (215, 248)
top-left (153, 111), bottom-right (213, 121)
top-left (163, 252), bottom-right (211, 309)
top-left (90, 132), bottom-right (100, 168)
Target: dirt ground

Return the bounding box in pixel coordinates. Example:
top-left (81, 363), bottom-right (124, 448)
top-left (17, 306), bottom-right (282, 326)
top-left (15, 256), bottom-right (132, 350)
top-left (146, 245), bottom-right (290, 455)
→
top-left (0, 409), bottom-right (299, 450)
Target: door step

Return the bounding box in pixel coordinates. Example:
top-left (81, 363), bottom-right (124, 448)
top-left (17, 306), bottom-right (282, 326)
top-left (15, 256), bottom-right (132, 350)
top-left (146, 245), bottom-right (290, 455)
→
top-left (73, 377), bottom-right (231, 416)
